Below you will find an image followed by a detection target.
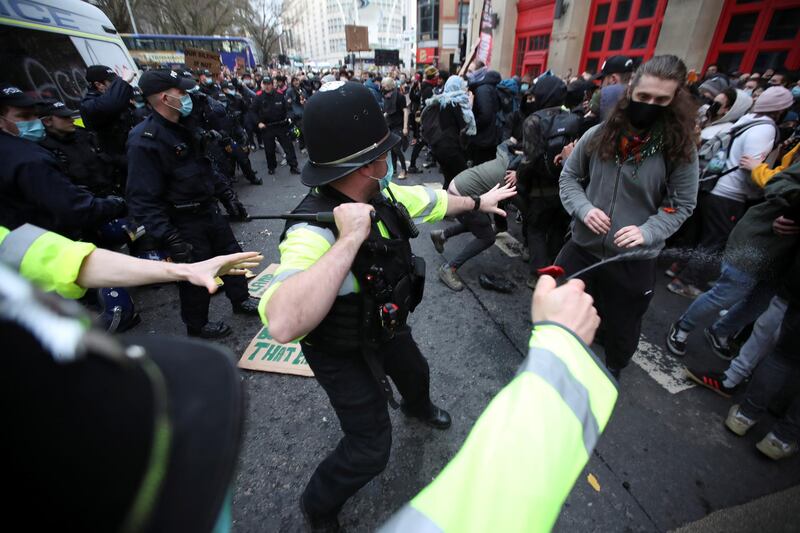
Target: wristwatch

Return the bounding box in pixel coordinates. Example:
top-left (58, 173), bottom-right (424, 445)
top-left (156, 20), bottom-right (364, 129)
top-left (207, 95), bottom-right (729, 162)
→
top-left (470, 195), bottom-right (481, 211)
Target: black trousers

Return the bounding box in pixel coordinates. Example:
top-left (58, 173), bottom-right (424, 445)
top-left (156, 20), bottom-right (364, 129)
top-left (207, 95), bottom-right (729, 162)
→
top-left (261, 123), bottom-right (298, 170)
top-left (468, 145), bottom-right (497, 166)
top-left (173, 209), bottom-right (249, 329)
top-left (525, 195), bottom-right (570, 273)
top-left (301, 326), bottom-right (432, 519)
top-left (444, 211), bottom-right (495, 269)
top-left (432, 142), bottom-right (468, 190)
top-left (555, 240), bottom-right (657, 370)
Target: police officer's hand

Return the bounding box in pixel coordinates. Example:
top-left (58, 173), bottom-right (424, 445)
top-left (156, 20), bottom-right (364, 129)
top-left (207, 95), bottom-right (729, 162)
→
top-left (532, 276), bottom-right (600, 345)
top-left (479, 183), bottom-right (517, 216)
top-left (334, 203), bottom-right (374, 245)
top-left (164, 231), bottom-right (193, 263)
top-left (103, 195), bottom-right (127, 216)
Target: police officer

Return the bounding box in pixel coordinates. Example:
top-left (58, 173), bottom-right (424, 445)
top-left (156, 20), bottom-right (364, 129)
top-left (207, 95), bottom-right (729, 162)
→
top-left (0, 84), bottom-right (125, 236)
top-left (198, 69), bottom-right (221, 98)
top-left (252, 76), bottom-right (299, 175)
top-left (126, 70), bottom-right (260, 339)
top-left (38, 100), bottom-right (118, 197)
top-left (219, 82), bottom-right (261, 184)
top-left (80, 65), bottom-right (136, 185)
top-left (259, 81), bottom-right (516, 530)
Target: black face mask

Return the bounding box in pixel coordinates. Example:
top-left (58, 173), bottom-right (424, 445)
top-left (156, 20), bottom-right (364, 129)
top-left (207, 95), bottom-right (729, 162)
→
top-left (521, 99), bottom-right (537, 116)
top-left (706, 101), bottom-right (722, 120)
top-left (626, 99), bottom-right (666, 130)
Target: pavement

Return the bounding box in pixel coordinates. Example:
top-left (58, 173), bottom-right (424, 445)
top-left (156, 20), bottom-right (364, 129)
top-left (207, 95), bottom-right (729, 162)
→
top-left (130, 144), bottom-right (800, 532)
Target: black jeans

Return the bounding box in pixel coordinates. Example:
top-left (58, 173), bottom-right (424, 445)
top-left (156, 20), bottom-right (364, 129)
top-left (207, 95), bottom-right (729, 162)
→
top-left (525, 195), bottom-right (570, 273)
top-left (741, 303), bottom-right (800, 443)
top-left (389, 127), bottom-right (407, 172)
top-left (443, 211), bottom-right (495, 269)
top-left (555, 240), bottom-right (657, 370)
top-left (261, 123), bottom-right (298, 170)
top-left (680, 193), bottom-right (746, 286)
top-left (173, 209), bottom-right (249, 329)
top-left (301, 326), bottom-right (432, 519)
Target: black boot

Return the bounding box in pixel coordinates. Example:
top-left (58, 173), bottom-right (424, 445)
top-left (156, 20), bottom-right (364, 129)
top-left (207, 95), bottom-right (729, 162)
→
top-left (400, 400), bottom-right (452, 430)
top-left (187, 321), bottom-right (232, 339)
top-left (299, 496), bottom-right (341, 533)
top-left (247, 171), bottom-right (262, 185)
top-left (232, 298), bottom-right (260, 315)
top-left (289, 166), bottom-right (300, 175)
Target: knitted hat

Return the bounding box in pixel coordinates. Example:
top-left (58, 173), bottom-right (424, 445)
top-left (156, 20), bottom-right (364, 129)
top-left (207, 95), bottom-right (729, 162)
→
top-left (424, 66), bottom-right (439, 80)
top-left (752, 86), bottom-right (794, 113)
top-left (697, 76), bottom-right (731, 97)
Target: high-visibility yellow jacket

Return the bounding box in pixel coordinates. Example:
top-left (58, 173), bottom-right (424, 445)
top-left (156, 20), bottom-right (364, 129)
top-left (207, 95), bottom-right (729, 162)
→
top-left (380, 323), bottom-right (619, 533)
top-left (257, 183), bottom-right (448, 328)
top-left (0, 224), bottom-right (95, 299)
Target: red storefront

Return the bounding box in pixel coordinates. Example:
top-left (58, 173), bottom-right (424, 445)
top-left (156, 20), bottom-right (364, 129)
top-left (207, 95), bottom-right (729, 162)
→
top-left (512, 0), bottom-right (554, 77)
top-left (579, 0), bottom-right (668, 74)
top-left (704, 0), bottom-right (800, 74)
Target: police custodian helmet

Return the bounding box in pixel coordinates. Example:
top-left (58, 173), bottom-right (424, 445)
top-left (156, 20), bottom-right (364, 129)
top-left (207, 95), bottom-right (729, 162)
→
top-left (301, 81), bottom-right (400, 187)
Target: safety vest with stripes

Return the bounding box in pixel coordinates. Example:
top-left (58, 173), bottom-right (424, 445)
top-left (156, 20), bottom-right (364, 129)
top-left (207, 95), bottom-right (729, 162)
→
top-left (0, 224), bottom-right (96, 299)
top-left (379, 322), bottom-right (619, 532)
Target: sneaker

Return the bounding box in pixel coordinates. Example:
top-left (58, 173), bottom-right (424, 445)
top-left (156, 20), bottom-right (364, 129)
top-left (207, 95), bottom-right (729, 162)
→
top-left (289, 167), bottom-right (300, 175)
top-left (665, 262), bottom-right (682, 278)
top-left (667, 278), bottom-right (704, 299)
top-left (725, 404), bottom-right (757, 436)
top-left (438, 264), bottom-right (464, 291)
top-left (422, 161), bottom-right (435, 169)
top-left (280, 158), bottom-right (287, 166)
top-left (397, 171), bottom-right (407, 180)
top-left (430, 229), bottom-right (446, 253)
top-left (756, 432), bottom-right (799, 461)
top-left (406, 166), bottom-right (421, 174)
top-left (666, 323), bottom-right (688, 357)
top-left (705, 327), bottom-right (733, 360)
top-left (685, 368), bottom-right (736, 398)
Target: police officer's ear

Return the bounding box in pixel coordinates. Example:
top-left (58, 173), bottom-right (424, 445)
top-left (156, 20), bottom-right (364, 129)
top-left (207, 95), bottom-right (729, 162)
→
top-left (41, 115), bottom-right (54, 129)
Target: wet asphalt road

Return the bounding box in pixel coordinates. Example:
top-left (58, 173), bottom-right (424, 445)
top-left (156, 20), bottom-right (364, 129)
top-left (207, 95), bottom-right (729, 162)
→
top-left (130, 144), bottom-right (799, 532)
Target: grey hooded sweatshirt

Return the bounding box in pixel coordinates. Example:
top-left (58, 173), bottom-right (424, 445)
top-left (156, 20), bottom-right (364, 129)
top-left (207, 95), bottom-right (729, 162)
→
top-left (559, 124), bottom-right (699, 259)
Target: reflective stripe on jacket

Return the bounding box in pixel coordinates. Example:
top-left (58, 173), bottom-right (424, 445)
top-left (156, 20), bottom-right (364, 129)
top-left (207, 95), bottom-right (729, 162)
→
top-left (257, 183), bottom-right (448, 328)
top-left (379, 323), bottom-right (618, 533)
top-left (0, 224), bottom-right (96, 299)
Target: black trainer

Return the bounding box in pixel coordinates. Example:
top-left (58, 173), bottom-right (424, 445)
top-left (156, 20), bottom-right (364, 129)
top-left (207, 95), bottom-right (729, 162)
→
top-left (289, 167), bottom-right (301, 175)
top-left (406, 166), bottom-right (421, 174)
top-left (400, 401), bottom-right (451, 430)
top-left (268, 168), bottom-right (276, 175)
top-left (232, 298), bottom-right (260, 315)
top-left (187, 321), bottom-right (232, 339)
top-left (704, 327), bottom-right (733, 360)
top-left (685, 368), bottom-right (736, 398)
top-left (666, 323), bottom-right (688, 357)
top-left (430, 229), bottom-right (446, 253)
top-left (299, 496), bottom-right (341, 533)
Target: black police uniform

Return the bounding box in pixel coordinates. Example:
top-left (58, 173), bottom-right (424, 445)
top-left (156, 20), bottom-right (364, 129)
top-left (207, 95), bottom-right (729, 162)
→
top-left (126, 110), bottom-right (251, 331)
top-left (287, 186), bottom-right (435, 522)
top-left (252, 88), bottom-right (298, 172)
top-left (80, 76), bottom-right (134, 184)
top-left (217, 91), bottom-right (259, 184)
top-left (39, 128), bottom-right (118, 197)
top-left (0, 131), bottom-right (125, 235)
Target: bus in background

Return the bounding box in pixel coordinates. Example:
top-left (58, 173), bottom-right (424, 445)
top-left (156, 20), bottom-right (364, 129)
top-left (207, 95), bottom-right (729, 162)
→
top-left (120, 34), bottom-right (261, 71)
top-left (0, 0), bottom-right (138, 108)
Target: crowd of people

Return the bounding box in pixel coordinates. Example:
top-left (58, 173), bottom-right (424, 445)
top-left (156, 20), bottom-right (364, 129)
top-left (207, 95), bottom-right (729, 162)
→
top-left (2, 48), bottom-right (800, 532)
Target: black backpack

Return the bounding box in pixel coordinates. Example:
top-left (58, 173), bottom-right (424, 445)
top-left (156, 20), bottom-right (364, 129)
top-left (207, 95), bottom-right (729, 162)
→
top-left (532, 108), bottom-right (583, 180)
top-left (495, 86), bottom-right (517, 143)
top-left (420, 103), bottom-right (445, 146)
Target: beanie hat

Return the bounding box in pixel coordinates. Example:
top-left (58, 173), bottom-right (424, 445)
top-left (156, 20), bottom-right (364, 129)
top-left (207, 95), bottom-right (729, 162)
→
top-left (697, 76), bottom-right (731, 97)
top-left (752, 86), bottom-right (794, 113)
top-left (424, 66), bottom-right (439, 80)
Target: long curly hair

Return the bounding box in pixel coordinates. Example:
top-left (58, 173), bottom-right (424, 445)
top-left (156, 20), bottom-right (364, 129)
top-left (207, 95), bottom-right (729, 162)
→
top-left (589, 55), bottom-right (698, 163)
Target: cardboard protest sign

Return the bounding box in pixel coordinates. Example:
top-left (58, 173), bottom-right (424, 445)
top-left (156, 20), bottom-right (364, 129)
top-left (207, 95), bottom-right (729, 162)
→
top-left (184, 47), bottom-right (221, 76)
top-left (238, 327), bottom-right (313, 377)
top-left (345, 25), bottom-right (370, 52)
top-left (239, 263), bottom-right (314, 377)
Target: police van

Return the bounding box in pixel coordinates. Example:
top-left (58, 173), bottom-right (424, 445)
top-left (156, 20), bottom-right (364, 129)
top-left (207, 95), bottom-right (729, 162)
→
top-left (0, 0), bottom-right (138, 108)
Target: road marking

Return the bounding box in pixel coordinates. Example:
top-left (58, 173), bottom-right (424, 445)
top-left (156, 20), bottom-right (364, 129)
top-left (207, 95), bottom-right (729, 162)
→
top-left (632, 337), bottom-right (696, 394)
top-left (494, 231), bottom-right (522, 257)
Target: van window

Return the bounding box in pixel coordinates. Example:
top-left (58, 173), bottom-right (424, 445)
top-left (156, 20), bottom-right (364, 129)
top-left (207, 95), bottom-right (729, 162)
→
top-left (1, 25), bottom-right (88, 106)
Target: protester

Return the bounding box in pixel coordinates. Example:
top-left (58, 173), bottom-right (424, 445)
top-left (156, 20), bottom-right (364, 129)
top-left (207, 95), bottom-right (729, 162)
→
top-left (558, 55), bottom-right (699, 379)
top-left (467, 63), bottom-right (503, 165)
top-left (381, 77), bottom-right (409, 180)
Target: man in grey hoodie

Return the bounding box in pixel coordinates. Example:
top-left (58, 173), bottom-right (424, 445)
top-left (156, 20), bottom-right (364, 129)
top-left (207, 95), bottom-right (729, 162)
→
top-left (557, 55), bottom-right (699, 379)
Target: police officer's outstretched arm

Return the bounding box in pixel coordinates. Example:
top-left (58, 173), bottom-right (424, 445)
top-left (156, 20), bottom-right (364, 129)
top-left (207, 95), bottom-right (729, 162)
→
top-left (380, 276), bottom-right (617, 533)
top-left (265, 203), bottom-right (374, 344)
top-left (445, 182), bottom-right (517, 217)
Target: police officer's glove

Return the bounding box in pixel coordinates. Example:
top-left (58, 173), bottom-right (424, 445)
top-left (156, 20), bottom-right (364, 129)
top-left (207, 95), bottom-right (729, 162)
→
top-left (219, 189), bottom-right (249, 222)
top-left (102, 195), bottom-right (127, 217)
top-left (163, 231), bottom-right (193, 263)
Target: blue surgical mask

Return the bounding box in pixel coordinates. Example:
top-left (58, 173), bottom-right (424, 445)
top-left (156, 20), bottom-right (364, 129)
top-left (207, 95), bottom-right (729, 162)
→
top-left (167, 93), bottom-right (193, 117)
top-left (792, 86), bottom-right (800, 99)
top-left (204, 78), bottom-right (214, 85)
top-left (134, 101), bottom-right (145, 109)
top-left (520, 83), bottom-right (529, 92)
top-left (378, 156), bottom-right (394, 190)
top-left (16, 118), bottom-right (45, 142)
